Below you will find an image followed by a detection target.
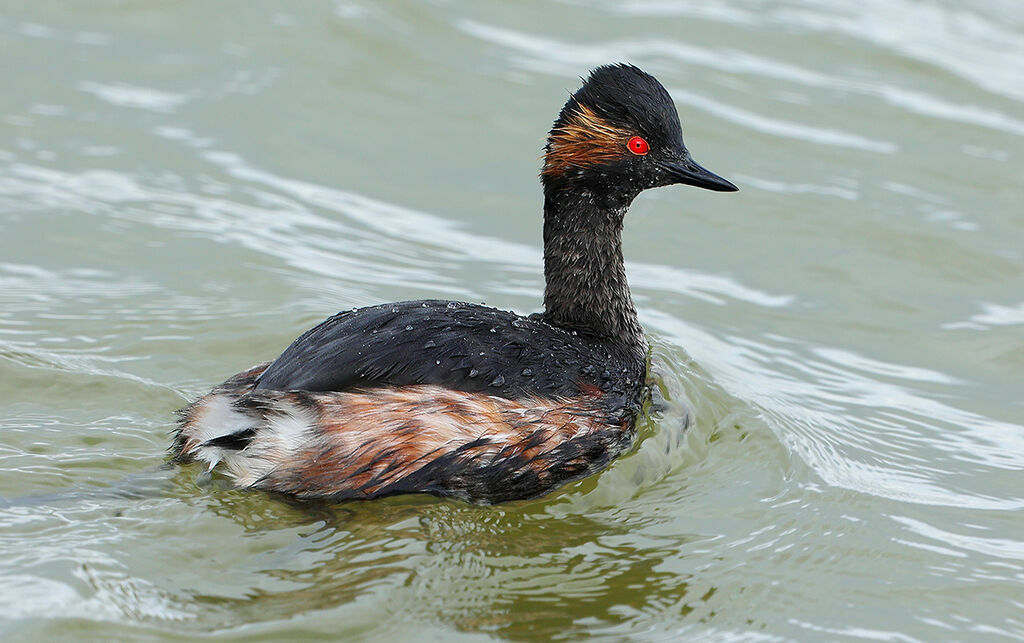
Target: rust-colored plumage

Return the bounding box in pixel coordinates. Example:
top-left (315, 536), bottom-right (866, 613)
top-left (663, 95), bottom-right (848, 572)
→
top-left (542, 104), bottom-right (633, 177)
top-left (174, 369), bottom-right (632, 502)
top-left (275, 387), bottom-right (619, 498)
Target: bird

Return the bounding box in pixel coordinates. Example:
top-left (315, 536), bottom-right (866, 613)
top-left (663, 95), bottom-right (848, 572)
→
top-left (171, 63), bottom-right (738, 503)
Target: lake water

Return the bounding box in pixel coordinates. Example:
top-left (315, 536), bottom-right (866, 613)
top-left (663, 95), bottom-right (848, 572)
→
top-left (1, 1), bottom-right (1022, 640)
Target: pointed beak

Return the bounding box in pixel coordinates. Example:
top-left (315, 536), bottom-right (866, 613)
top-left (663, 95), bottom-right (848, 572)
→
top-left (660, 155), bottom-right (738, 192)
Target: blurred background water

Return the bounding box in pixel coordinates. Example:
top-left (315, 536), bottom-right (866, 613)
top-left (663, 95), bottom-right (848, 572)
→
top-left (1, 1), bottom-right (1022, 640)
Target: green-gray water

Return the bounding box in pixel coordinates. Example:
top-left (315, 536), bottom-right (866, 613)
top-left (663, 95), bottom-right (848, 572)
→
top-left (2, 1), bottom-right (1022, 640)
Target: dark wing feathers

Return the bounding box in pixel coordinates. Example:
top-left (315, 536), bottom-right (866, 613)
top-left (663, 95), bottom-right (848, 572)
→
top-left (254, 300), bottom-right (617, 398)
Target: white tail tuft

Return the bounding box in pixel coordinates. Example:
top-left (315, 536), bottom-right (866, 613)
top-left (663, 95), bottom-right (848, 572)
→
top-left (176, 391), bottom-right (319, 488)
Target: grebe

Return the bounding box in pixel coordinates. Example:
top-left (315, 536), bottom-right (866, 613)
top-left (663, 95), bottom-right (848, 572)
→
top-left (172, 64), bottom-right (737, 503)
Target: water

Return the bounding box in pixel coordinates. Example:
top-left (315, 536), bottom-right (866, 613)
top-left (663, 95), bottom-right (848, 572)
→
top-left (1, 1), bottom-right (1022, 639)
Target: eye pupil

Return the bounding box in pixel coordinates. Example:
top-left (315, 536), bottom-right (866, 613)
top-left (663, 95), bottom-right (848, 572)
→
top-left (627, 136), bottom-right (649, 156)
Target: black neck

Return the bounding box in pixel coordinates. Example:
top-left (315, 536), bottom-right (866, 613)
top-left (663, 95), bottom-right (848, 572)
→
top-left (540, 183), bottom-right (645, 351)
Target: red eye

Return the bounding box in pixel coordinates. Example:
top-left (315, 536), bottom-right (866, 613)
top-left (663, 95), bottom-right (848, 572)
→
top-left (627, 136), bottom-right (649, 156)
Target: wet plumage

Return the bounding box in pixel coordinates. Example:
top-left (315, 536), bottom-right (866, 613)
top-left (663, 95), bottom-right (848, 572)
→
top-left (172, 63), bottom-right (737, 503)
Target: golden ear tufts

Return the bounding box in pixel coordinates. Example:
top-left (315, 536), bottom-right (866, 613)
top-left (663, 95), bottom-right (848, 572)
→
top-left (543, 105), bottom-right (633, 177)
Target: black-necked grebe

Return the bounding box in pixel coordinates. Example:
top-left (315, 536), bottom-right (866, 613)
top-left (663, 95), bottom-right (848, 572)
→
top-left (172, 64), bottom-right (737, 503)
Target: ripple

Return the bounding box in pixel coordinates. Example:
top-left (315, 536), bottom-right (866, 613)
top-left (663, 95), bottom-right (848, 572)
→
top-left (645, 309), bottom-right (1024, 511)
top-left (78, 81), bottom-right (192, 113)
top-left (457, 15), bottom-right (1024, 139)
top-left (892, 515), bottom-right (1024, 562)
top-left (770, 0), bottom-right (1024, 103)
top-left (944, 302), bottom-right (1024, 330)
top-left (669, 88), bottom-right (895, 153)
top-left (0, 262), bottom-right (157, 305)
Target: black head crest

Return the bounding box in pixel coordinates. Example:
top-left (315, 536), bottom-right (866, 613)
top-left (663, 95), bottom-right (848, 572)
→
top-left (543, 63), bottom-right (737, 194)
top-left (560, 64), bottom-right (683, 150)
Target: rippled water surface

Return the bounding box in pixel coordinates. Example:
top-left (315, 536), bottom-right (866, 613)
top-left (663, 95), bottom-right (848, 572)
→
top-left (2, 1), bottom-right (1022, 639)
